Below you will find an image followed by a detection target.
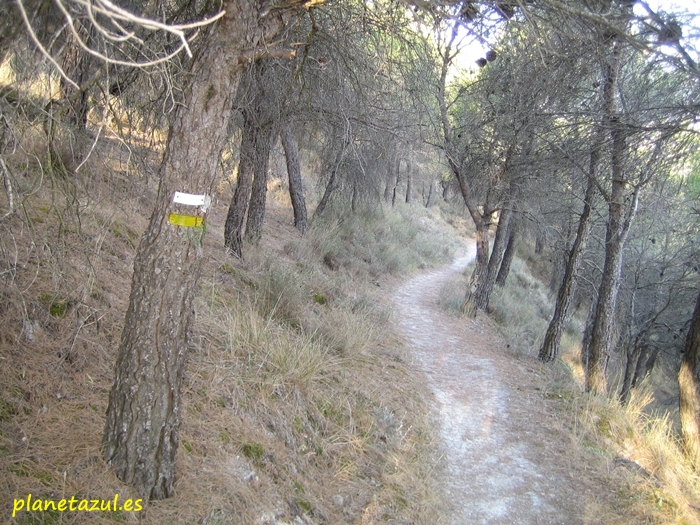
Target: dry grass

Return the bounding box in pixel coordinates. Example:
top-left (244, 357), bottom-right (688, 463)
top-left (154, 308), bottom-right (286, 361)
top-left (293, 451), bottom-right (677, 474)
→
top-left (0, 101), bottom-right (457, 524)
top-left (559, 381), bottom-right (700, 525)
top-left (480, 252), bottom-right (700, 524)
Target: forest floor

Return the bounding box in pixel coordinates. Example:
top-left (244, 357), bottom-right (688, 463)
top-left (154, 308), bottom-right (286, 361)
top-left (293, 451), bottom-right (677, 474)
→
top-left (391, 245), bottom-right (635, 525)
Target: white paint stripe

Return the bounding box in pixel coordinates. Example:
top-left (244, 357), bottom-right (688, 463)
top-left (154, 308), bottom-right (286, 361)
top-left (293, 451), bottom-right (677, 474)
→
top-left (173, 192), bottom-right (212, 212)
top-left (173, 192), bottom-right (206, 206)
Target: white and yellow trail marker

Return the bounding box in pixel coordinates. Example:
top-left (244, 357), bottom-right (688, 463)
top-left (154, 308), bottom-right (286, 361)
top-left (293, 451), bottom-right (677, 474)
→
top-left (168, 192), bottom-right (211, 228)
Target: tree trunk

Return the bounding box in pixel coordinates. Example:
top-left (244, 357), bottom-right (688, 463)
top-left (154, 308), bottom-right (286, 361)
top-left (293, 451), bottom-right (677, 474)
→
top-left (586, 143), bottom-right (638, 393)
top-left (679, 291), bottom-right (700, 465)
top-left (462, 217), bottom-right (491, 316)
top-left (224, 116), bottom-right (256, 258)
top-left (313, 137), bottom-right (348, 220)
top-left (383, 149), bottom-right (395, 203)
top-left (60, 23), bottom-right (94, 131)
top-left (383, 171), bottom-right (393, 203)
top-left (620, 341), bottom-right (659, 404)
top-left (425, 180), bottom-right (436, 208)
top-left (581, 299), bottom-right (597, 373)
top-left (539, 163), bottom-right (598, 362)
top-left (391, 156), bottom-right (401, 207)
top-left (405, 156), bottom-right (412, 204)
top-left (586, 140), bottom-right (636, 393)
top-left (103, 0), bottom-right (306, 500)
top-left (314, 167), bottom-right (338, 220)
top-left (495, 213), bottom-right (517, 286)
top-left (280, 117), bottom-right (307, 234)
top-left (103, 23), bottom-right (241, 501)
top-left (585, 33), bottom-right (638, 395)
top-left (244, 120), bottom-right (274, 243)
top-left (535, 230), bottom-right (546, 254)
top-left (466, 197), bottom-right (513, 314)
top-left (620, 342), bottom-right (640, 404)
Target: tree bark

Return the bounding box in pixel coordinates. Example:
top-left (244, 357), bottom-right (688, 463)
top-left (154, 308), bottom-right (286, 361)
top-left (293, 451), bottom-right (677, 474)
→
top-left (466, 195), bottom-right (513, 314)
top-left (495, 212), bottom-right (517, 286)
top-left (103, 0), bottom-right (307, 500)
top-left (586, 136), bottom-right (638, 393)
top-left (103, 26), bottom-right (241, 501)
top-left (462, 217), bottom-right (491, 316)
top-left (620, 341), bottom-right (659, 404)
top-left (313, 135), bottom-right (349, 220)
top-left (586, 140), bottom-right (636, 393)
top-left (60, 21), bottom-right (95, 131)
top-left (280, 117), bottom-right (307, 234)
top-left (224, 116), bottom-right (256, 258)
top-left (425, 180), bottom-right (436, 208)
top-left (584, 30), bottom-right (640, 394)
top-left (535, 230), bottom-right (546, 254)
top-left (383, 148), bottom-right (396, 203)
top-left (679, 291), bottom-right (700, 465)
top-left (539, 160), bottom-right (598, 362)
top-left (244, 120), bottom-right (274, 243)
top-left (383, 170), bottom-right (393, 203)
top-left (581, 298), bottom-right (597, 373)
top-left (391, 155), bottom-right (401, 207)
top-left (405, 155), bottom-right (413, 204)
top-left (223, 60), bottom-right (275, 252)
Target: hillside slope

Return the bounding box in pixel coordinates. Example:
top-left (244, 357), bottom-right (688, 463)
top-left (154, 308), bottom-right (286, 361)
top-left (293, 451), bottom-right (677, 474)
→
top-left (0, 131), bottom-right (465, 523)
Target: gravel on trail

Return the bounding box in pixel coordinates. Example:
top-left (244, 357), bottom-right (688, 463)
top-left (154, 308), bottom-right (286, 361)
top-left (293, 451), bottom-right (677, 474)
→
top-left (393, 250), bottom-right (628, 525)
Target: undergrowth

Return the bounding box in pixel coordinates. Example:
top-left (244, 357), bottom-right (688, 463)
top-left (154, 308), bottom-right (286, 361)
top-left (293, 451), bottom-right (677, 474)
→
top-left (454, 247), bottom-right (700, 524)
top-left (0, 107), bottom-right (458, 523)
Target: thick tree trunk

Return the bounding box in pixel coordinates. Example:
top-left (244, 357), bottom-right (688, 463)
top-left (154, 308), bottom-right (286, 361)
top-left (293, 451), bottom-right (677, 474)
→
top-left (103, 0), bottom-right (305, 500)
top-left (223, 60), bottom-right (275, 252)
top-left (437, 25), bottom-right (497, 318)
top-left (103, 19), bottom-right (243, 501)
top-left (280, 117), bottom-right (307, 234)
top-left (679, 291), bottom-right (700, 465)
top-left (383, 149), bottom-right (396, 203)
top-left (539, 164), bottom-right (598, 362)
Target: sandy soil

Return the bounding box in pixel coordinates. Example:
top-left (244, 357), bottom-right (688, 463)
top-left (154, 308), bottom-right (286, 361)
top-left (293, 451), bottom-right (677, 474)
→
top-left (392, 246), bottom-right (630, 525)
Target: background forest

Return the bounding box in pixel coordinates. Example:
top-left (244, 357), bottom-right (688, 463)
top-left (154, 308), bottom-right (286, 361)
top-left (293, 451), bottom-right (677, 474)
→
top-left (1, 0), bottom-right (699, 523)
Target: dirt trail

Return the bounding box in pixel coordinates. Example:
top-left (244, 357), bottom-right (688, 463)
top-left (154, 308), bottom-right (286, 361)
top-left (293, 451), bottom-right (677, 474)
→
top-left (393, 247), bottom-right (624, 525)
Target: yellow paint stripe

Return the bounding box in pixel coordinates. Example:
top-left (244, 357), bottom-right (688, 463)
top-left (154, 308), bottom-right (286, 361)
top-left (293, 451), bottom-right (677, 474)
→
top-left (168, 213), bottom-right (204, 227)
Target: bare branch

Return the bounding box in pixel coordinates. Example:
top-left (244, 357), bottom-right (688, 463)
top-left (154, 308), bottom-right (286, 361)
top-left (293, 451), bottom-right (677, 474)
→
top-left (0, 157), bottom-right (15, 221)
top-left (15, 0), bottom-right (226, 85)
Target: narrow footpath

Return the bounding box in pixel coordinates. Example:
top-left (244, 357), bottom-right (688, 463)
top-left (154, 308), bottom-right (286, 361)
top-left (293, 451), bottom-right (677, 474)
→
top-left (392, 248), bottom-right (629, 525)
